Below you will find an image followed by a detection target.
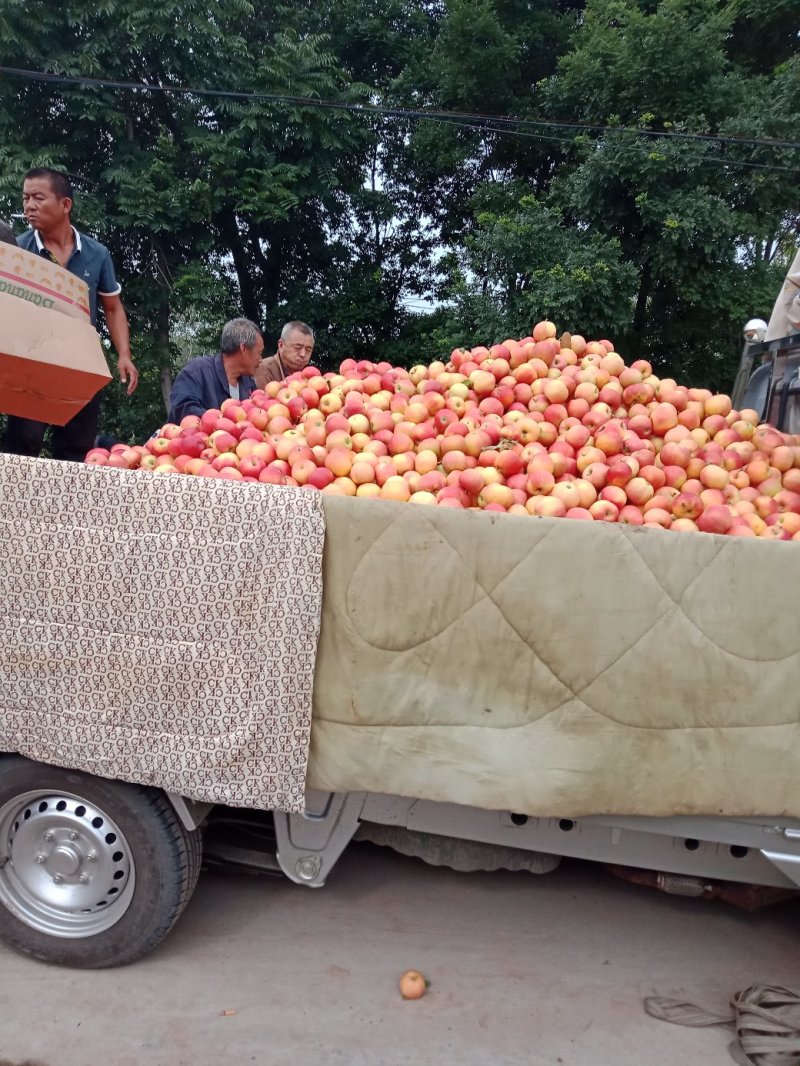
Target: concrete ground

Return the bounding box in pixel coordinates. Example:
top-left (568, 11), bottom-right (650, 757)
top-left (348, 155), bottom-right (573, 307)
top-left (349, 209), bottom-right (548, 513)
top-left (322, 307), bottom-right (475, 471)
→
top-left (0, 843), bottom-right (798, 1066)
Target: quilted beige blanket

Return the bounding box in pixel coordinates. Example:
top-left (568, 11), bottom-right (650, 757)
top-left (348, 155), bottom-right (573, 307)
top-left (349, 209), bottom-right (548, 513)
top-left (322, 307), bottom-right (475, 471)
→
top-left (0, 455), bottom-right (324, 813)
top-left (309, 498), bottom-right (800, 818)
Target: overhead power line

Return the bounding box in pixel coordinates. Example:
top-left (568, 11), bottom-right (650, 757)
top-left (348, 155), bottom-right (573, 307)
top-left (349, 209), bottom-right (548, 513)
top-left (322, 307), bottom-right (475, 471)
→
top-left (430, 115), bottom-right (799, 173)
top-left (1, 65), bottom-right (799, 158)
top-left (1, 67), bottom-right (798, 174)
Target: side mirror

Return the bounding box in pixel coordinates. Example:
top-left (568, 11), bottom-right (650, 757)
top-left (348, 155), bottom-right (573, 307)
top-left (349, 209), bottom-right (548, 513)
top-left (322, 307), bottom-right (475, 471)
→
top-left (743, 318), bottom-right (768, 344)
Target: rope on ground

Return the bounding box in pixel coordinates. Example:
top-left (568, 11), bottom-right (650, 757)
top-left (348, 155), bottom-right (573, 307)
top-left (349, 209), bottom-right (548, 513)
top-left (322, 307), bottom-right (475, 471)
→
top-left (644, 986), bottom-right (800, 1066)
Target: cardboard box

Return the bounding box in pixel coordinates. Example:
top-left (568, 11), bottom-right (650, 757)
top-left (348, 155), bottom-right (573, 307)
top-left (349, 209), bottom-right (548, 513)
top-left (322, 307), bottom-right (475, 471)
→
top-left (0, 292), bottom-right (111, 425)
top-left (0, 241), bottom-right (91, 322)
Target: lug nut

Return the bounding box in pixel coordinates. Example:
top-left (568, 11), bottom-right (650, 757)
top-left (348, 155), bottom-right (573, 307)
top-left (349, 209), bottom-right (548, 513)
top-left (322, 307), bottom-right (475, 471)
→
top-left (79, 873), bottom-right (89, 885)
top-left (87, 852), bottom-right (97, 863)
top-left (35, 853), bottom-right (46, 865)
top-left (69, 831), bottom-right (78, 841)
top-left (52, 874), bottom-right (63, 885)
top-left (43, 831), bottom-right (53, 843)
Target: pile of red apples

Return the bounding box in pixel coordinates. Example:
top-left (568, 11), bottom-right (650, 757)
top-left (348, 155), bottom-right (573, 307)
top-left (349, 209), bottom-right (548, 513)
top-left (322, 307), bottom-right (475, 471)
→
top-left (85, 322), bottom-right (800, 540)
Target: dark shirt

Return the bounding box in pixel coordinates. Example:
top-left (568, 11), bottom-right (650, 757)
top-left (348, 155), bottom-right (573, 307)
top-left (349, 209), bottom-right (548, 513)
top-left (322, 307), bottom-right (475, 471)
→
top-left (167, 353), bottom-right (256, 423)
top-left (16, 227), bottom-right (121, 328)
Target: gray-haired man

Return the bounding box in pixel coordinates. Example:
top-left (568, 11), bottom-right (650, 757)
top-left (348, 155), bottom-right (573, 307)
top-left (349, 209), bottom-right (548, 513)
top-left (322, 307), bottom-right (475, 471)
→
top-left (167, 317), bottom-right (264, 423)
top-left (254, 320), bottom-right (315, 389)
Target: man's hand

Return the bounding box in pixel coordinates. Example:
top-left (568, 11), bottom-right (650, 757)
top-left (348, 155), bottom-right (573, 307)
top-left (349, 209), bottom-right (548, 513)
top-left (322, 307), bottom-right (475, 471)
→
top-left (117, 354), bottom-right (139, 395)
top-left (101, 293), bottom-right (138, 398)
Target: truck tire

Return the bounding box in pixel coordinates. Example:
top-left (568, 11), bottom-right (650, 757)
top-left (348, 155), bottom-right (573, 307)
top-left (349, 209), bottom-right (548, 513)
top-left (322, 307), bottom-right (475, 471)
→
top-left (0, 755), bottom-right (202, 968)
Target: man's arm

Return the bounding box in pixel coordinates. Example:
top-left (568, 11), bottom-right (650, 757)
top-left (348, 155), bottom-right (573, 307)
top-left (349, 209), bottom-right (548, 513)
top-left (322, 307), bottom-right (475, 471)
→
top-left (167, 364), bottom-right (208, 424)
top-left (100, 293), bottom-right (139, 396)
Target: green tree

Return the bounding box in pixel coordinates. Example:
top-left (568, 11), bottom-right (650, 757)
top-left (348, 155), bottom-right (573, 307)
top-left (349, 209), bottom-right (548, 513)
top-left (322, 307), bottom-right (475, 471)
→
top-left (540, 0), bottom-right (798, 386)
top-left (0, 0), bottom-right (369, 438)
top-left (433, 193), bottom-right (638, 351)
top-left (0, 0), bottom-right (797, 436)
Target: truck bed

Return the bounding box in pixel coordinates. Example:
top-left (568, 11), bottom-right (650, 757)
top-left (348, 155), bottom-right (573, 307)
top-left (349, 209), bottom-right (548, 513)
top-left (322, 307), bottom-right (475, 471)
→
top-left (2, 452), bottom-right (799, 822)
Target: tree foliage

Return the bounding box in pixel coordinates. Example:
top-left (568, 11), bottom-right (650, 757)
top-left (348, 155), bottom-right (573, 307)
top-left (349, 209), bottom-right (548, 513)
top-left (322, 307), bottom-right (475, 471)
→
top-left (0, 0), bottom-right (796, 439)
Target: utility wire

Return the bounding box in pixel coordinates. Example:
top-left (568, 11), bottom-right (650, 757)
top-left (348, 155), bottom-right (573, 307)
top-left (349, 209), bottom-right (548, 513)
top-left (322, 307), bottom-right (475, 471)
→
top-left (431, 115), bottom-right (800, 174)
top-left (1, 65), bottom-right (799, 155)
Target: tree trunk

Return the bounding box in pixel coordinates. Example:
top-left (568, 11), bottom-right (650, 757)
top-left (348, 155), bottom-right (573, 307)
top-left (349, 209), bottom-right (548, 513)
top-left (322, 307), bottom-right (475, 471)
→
top-left (260, 233), bottom-right (286, 314)
top-left (220, 210), bottom-right (261, 323)
top-left (156, 300), bottom-right (172, 413)
top-left (631, 261), bottom-right (652, 356)
top-left (160, 365), bottom-right (173, 413)
top-left (146, 237), bottom-right (175, 414)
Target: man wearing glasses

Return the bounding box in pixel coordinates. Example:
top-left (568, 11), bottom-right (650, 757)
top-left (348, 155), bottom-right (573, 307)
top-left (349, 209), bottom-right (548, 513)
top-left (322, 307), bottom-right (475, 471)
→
top-left (255, 320), bottom-right (315, 388)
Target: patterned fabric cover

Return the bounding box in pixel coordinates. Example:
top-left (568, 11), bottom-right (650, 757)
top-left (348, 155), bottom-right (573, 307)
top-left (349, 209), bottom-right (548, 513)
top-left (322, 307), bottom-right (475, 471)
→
top-left (0, 455), bottom-right (324, 813)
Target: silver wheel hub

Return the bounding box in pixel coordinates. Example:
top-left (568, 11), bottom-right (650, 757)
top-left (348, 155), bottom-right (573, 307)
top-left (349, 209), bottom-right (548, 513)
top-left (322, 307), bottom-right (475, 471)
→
top-left (0, 790), bottom-right (135, 938)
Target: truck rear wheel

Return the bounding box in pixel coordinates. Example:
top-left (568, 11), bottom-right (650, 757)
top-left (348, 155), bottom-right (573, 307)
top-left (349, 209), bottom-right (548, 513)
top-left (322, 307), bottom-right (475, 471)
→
top-left (0, 755), bottom-right (202, 968)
